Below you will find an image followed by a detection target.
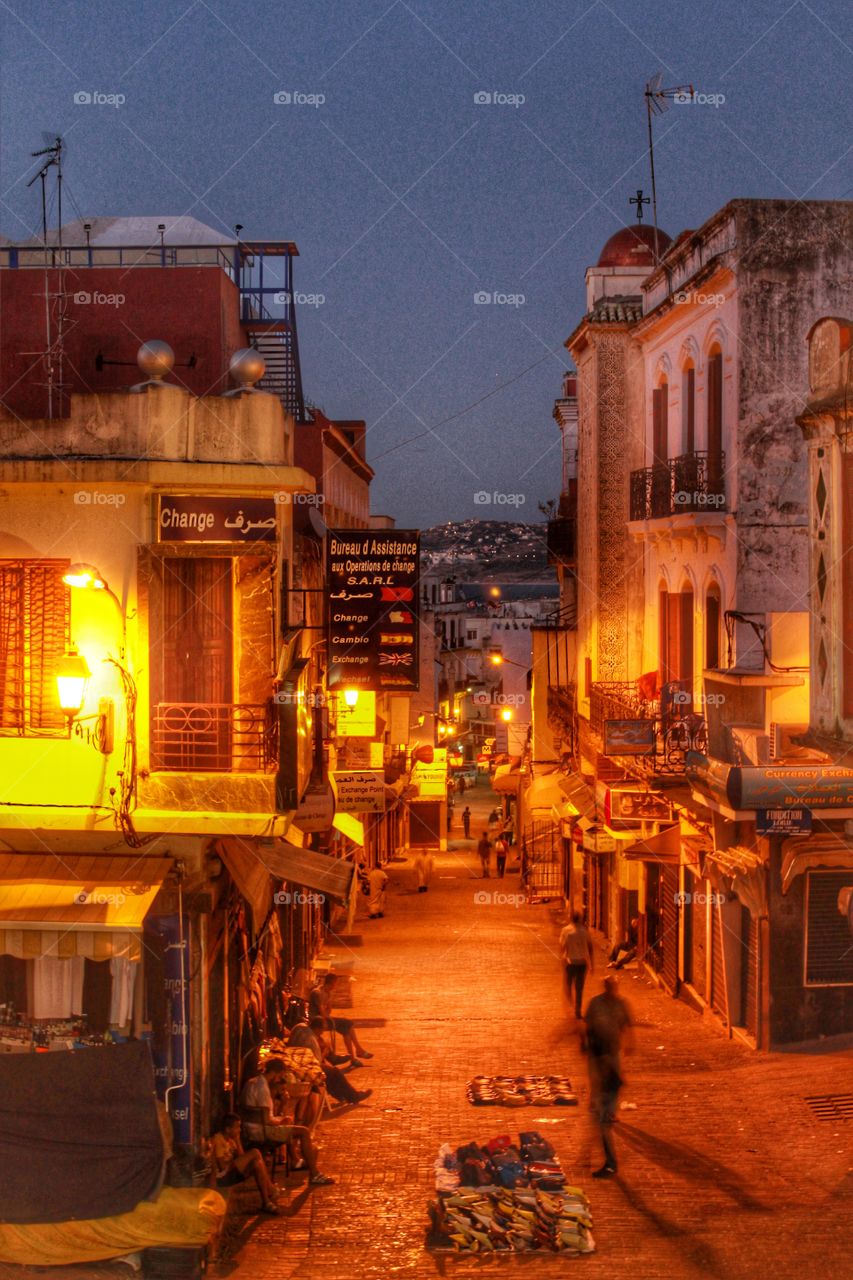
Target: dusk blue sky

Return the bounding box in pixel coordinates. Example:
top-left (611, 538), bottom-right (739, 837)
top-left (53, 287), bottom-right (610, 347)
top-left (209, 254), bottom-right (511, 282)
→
top-left (2, 0), bottom-right (851, 527)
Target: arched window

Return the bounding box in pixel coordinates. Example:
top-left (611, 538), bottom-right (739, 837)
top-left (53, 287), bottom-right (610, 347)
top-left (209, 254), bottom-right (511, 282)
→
top-left (682, 361), bottom-right (695, 455)
top-left (706, 583), bottom-right (722, 671)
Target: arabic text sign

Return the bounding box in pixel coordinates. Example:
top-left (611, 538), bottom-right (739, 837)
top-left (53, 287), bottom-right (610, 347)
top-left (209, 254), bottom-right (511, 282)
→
top-left (732, 765), bottom-right (853, 810)
top-left (604, 719), bottom-right (656, 756)
top-left (327, 530), bottom-right (420, 692)
top-left (755, 807), bottom-right (812, 836)
top-left (158, 495), bottom-right (277, 542)
top-left (331, 769), bottom-right (386, 813)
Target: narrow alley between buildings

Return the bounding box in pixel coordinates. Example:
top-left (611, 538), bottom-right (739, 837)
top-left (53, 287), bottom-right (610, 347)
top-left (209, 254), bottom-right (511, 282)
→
top-left (197, 780), bottom-right (852, 1280)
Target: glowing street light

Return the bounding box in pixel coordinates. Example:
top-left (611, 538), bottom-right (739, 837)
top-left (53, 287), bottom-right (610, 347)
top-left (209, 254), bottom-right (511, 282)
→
top-left (343, 688), bottom-right (360, 707)
top-left (55, 648), bottom-right (91, 719)
top-left (62, 562), bottom-right (126, 660)
top-left (500, 708), bottom-right (513, 722)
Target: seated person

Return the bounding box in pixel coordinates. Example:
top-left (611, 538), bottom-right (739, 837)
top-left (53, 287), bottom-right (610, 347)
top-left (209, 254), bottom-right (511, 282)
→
top-left (210, 1113), bottom-right (280, 1214)
top-left (608, 917), bottom-right (640, 970)
top-left (240, 1056), bottom-right (334, 1186)
top-left (289, 1018), bottom-right (372, 1107)
top-left (308, 973), bottom-right (373, 1067)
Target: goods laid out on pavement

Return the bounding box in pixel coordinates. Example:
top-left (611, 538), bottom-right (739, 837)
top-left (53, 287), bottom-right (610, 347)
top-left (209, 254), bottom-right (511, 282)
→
top-left (466, 1074), bottom-right (578, 1106)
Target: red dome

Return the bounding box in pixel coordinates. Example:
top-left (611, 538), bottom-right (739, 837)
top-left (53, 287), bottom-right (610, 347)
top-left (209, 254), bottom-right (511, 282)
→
top-left (597, 224), bottom-right (671, 268)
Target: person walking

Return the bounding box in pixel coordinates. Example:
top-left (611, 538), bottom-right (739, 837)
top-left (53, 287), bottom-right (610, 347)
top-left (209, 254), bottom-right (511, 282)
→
top-left (414, 848), bottom-right (434, 893)
top-left (559, 911), bottom-right (594, 1018)
top-left (583, 975), bottom-right (634, 1177)
top-left (447, 797), bottom-right (454, 832)
top-left (494, 834), bottom-right (508, 878)
top-left (458, 775), bottom-right (466, 796)
top-left (477, 831), bottom-right (492, 878)
top-left (367, 865), bottom-right (389, 918)
top-left (462, 806), bottom-right (471, 839)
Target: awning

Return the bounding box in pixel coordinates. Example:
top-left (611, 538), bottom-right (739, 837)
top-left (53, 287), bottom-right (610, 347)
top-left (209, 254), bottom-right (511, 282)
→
top-left (493, 763), bottom-right (521, 794)
top-left (624, 824), bottom-right (681, 863)
top-left (780, 834), bottom-right (853, 894)
top-left (219, 836), bottom-right (355, 910)
top-left (705, 845), bottom-right (768, 918)
top-left (260, 840), bottom-right (354, 905)
top-left (0, 853), bottom-right (171, 961)
top-left (333, 813), bottom-right (365, 846)
top-left (0, 854), bottom-right (171, 930)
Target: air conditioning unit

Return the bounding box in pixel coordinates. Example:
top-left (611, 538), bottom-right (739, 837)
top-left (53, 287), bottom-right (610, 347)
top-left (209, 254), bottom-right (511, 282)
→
top-left (769, 722), bottom-right (822, 762)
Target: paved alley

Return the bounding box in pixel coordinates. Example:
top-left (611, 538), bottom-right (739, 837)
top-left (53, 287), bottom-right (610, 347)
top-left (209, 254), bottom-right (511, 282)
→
top-left (218, 780), bottom-right (853, 1280)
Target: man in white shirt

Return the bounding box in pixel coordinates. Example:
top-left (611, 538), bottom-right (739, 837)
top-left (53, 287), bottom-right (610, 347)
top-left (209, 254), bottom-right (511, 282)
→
top-left (558, 912), bottom-right (594, 1018)
top-left (240, 1058), bottom-right (333, 1186)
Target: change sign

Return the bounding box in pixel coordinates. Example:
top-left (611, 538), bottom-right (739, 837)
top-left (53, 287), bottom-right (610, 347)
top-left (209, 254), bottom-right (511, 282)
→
top-left (327, 530), bottom-right (420, 692)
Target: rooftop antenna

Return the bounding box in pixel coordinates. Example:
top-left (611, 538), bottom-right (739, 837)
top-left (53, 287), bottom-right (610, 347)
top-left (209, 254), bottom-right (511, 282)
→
top-left (644, 74), bottom-right (693, 264)
top-left (25, 135), bottom-right (66, 417)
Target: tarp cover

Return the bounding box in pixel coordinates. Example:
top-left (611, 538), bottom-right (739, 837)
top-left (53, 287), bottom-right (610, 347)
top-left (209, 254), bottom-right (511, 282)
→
top-left (0, 1041), bottom-right (164, 1224)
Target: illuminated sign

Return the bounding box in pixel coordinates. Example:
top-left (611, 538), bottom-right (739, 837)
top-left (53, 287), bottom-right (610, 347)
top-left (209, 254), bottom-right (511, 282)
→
top-left (327, 531), bottom-right (420, 692)
top-left (331, 770), bottom-right (386, 813)
top-left (157, 495), bottom-right (277, 542)
top-left (687, 753), bottom-right (853, 811)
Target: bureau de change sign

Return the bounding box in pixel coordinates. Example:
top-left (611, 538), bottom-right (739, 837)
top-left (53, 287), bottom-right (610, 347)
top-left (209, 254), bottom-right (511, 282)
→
top-left (327, 530), bottom-right (420, 693)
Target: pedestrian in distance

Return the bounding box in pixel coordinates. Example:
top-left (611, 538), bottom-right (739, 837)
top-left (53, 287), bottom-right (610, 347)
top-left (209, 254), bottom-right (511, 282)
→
top-left (447, 796), bottom-right (454, 832)
top-left (582, 975), bottom-right (634, 1178)
top-left (477, 831), bottom-right (492, 878)
top-left (559, 911), bottom-right (594, 1018)
top-left (458, 775), bottom-right (466, 795)
top-left (367, 865), bottom-right (389, 918)
top-left (462, 805), bottom-right (471, 839)
top-left (413, 848), bottom-right (434, 893)
top-left (494, 833), bottom-right (508, 878)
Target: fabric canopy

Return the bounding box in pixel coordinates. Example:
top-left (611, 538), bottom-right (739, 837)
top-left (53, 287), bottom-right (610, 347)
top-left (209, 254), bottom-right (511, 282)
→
top-left (217, 837), bottom-right (273, 926)
top-left (0, 1041), bottom-right (164, 1224)
top-left (624, 824), bottom-right (681, 863)
top-left (333, 813), bottom-right (365, 845)
top-left (0, 854), bottom-right (171, 931)
top-left (493, 763), bottom-right (521, 794)
top-left (262, 842), bottom-right (354, 904)
top-left (705, 845), bottom-right (768, 918)
top-left (0, 929), bottom-right (141, 961)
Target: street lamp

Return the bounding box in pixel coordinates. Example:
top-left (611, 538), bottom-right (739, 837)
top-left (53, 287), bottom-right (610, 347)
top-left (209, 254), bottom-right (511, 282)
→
top-left (54, 648), bottom-right (114, 753)
top-left (343, 688), bottom-right (360, 707)
top-left (501, 708), bottom-right (513, 722)
top-left (62, 562), bottom-right (126, 660)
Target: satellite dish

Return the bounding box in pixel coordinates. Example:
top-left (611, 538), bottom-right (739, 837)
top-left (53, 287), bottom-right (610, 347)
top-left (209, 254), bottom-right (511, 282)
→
top-left (308, 506), bottom-right (328, 539)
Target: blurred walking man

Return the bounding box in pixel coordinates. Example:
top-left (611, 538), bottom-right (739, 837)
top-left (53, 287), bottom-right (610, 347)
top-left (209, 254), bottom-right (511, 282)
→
top-left (559, 911), bottom-right (594, 1018)
top-left (583, 976), bottom-right (634, 1178)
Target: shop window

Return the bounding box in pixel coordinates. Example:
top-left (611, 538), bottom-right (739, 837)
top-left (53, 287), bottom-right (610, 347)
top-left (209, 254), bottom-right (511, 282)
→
top-left (805, 870), bottom-right (853, 986)
top-left (0, 559), bottom-right (70, 735)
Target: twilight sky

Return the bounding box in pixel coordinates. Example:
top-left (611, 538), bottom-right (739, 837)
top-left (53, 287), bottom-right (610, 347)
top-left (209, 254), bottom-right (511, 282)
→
top-left (2, 0), bottom-right (851, 527)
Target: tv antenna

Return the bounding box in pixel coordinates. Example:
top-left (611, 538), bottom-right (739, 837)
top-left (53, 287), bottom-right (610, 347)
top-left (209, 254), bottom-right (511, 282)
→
top-left (27, 135), bottom-right (63, 253)
top-left (644, 74), bottom-right (693, 263)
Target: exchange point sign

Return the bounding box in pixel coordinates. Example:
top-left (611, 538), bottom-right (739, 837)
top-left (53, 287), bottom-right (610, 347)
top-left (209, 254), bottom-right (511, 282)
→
top-left (327, 530), bottom-right (420, 693)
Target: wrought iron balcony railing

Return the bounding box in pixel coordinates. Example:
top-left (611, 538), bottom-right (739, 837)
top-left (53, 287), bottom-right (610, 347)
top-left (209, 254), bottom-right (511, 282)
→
top-left (630, 451), bottom-right (726, 521)
top-left (589, 680), bottom-right (707, 777)
top-left (151, 701), bottom-right (278, 772)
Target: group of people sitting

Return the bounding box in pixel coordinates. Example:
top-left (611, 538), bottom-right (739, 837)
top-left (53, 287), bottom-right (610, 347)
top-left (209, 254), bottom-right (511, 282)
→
top-left (208, 974), bottom-right (376, 1209)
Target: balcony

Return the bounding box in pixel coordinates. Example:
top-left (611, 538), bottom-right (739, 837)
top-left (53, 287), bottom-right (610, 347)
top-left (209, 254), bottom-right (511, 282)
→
top-left (630, 452), bottom-right (726, 521)
top-left (590, 680), bottom-right (707, 777)
top-left (151, 702), bottom-right (278, 772)
top-left (547, 516), bottom-right (576, 566)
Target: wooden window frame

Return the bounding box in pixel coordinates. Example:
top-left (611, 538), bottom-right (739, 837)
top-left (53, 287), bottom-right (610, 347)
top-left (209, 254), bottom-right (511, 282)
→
top-left (0, 559), bottom-right (70, 737)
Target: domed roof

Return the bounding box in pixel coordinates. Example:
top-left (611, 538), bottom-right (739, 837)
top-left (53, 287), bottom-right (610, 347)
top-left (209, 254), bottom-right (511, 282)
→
top-left (597, 224), bottom-right (671, 268)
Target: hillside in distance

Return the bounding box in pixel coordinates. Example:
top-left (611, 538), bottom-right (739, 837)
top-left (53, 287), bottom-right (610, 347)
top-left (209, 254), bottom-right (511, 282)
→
top-left (420, 519), bottom-right (552, 582)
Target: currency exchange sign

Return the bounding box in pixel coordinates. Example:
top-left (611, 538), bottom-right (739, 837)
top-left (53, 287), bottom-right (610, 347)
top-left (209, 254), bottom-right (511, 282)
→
top-left (327, 530), bottom-right (420, 693)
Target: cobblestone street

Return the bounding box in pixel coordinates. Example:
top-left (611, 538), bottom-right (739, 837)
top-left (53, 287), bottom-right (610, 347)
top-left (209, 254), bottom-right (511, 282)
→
top-left (218, 782), bottom-right (853, 1280)
top-left (3, 781), bottom-right (851, 1280)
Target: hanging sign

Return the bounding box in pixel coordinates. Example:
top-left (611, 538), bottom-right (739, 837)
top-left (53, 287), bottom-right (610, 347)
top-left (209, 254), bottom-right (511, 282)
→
top-left (327, 530), bottom-right (420, 692)
top-left (755, 807), bottom-right (813, 836)
top-left (604, 719), bottom-right (656, 756)
top-left (157, 494), bottom-right (277, 542)
top-left (331, 769), bottom-right (386, 813)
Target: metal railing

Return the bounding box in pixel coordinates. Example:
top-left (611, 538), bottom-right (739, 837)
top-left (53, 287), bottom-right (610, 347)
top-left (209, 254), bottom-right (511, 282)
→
top-left (151, 701), bottom-right (278, 772)
top-left (547, 685), bottom-right (575, 747)
top-left (630, 451), bottom-right (726, 521)
top-left (590, 680), bottom-right (707, 777)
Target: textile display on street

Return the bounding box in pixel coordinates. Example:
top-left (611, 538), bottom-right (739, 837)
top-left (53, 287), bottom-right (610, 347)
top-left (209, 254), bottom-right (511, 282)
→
top-left (466, 1074), bottom-right (578, 1106)
top-left (428, 1181), bottom-right (594, 1254)
top-left (433, 1131), bottom-right (567, 1193)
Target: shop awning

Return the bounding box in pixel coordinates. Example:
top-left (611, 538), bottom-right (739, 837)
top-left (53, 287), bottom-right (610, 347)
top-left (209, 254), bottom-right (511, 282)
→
top-left (493, 763), bottom-right (521, 794)
top-left (705, 845), bottom-right (768, 918)
top-left (624, 825), bottom-right (681, 863)
top-left (780, 834), bottom-right (853, 894)
top-left (333, 813), bottom-right (365, 846)
top-left (526, 770), bottom-right (583, 816)
top-left (218, 838), bottom-right (274, 926)
top-left (260, 841), bottom-right (355, 905)
top-left (0, 854), bottom-right (171, 930)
